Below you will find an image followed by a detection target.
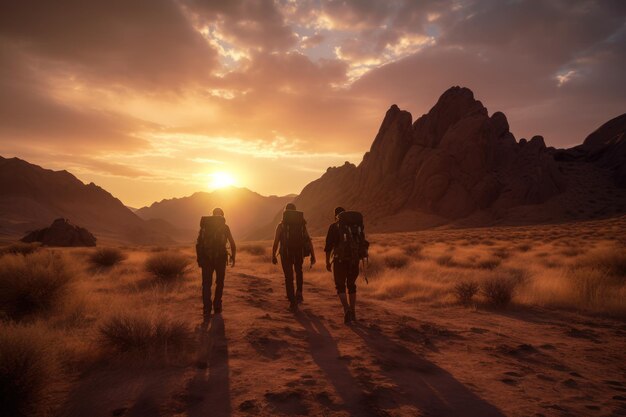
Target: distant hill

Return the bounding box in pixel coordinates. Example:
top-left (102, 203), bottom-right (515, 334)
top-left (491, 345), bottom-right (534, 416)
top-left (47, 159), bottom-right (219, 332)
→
top-left (250, 86), bottom-right (626, 239)
top-left (0, 156), bottom-right (174, 244)
top-left (135, 188), bottom-right (294, 241)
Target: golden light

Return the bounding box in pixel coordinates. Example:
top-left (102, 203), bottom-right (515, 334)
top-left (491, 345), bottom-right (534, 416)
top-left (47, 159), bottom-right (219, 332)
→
top-left (209, 171), bottom-right (236, 189)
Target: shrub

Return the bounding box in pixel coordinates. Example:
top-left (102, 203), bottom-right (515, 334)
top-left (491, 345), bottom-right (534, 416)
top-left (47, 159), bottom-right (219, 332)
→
top-left (436, 255), bottom-right (456, 267)
top-left (383, 252), bottom-right (410, 269)
top-left (477, 258), bottom-right (501, 270)
top-left (240, 244), bottom-right (267, 257)
top-left (89, 247), bottom-right (126, 268)
top-left (454, 281), bottom-right (479, 306)
top-left (482, 277), bottom-right (516, 308)
top-left (0, 242), bottom-right (40, 257)
top-left (0, 252), bottom-right (75, 320)
top-left (576, 246), bottom-right (626, 279)
top-left (0, 323), bottom-right (57, 417)
top-left (403, 244), bottom-right (423, 257)
top-left (145, 252), bottom-right (190, 281)
top-left (98, 314), bottom-right (193, 357)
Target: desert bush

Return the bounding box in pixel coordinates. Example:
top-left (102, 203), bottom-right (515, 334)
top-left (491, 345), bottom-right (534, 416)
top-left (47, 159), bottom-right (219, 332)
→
top-left (477, 257), bottom-right (501, 270)
top-left (515, 243), bottom-right (532, 252)
top-left (383, 251), bottom-right (410, 269)
top-left (0, 323), bottom-right (57, 417)
top-left (99, 313), bottom-right (193, 357)
top-left (0, 242), bottom-right (40, 257)
top-left (89, 247), bottom-right (127, 268)
top-left (240, 244), bottom-right (267, 257)
top-left (436, 254), bottom-right (457, 267)
top-left (145, 252), bottom-right (190, 281)
top-left (482, 276), bottom-right (516, 308)
top-left (403, 244), bottom-right (423, 257)
top-left (454, 281), bottom-right (479, 306)
top-left (576, 245), bottom-right (626, 279)
top-left (0, 252), bottom-right (75, 320)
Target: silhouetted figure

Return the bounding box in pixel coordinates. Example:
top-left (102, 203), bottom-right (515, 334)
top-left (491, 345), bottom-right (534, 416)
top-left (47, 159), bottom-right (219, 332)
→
top-left (196, 207), bottom-right (236, 322)
top-left (272, 203), bottom-right (316, 312)
top-left (325, 207), bottom-right (368, 324)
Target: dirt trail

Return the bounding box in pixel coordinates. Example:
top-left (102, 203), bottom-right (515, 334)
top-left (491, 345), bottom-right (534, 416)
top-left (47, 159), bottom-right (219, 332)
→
top-left (66, 263), bottom-right (626, 417)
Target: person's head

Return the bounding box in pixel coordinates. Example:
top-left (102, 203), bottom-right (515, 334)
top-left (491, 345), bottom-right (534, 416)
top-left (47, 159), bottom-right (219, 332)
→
top-left (285, 203), bottom-right (296, 211)
top-left (334, 206), bottom-right (345, 219)
top-left (213, 207), bottom-right (224, 217)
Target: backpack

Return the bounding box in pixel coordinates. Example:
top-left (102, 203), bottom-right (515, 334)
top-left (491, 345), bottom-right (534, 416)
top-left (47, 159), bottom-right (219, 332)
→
top-left (280, 210), bottom-right (311, 257)
top-left (334, 211), bottom-right (369, 263)
top-left (197, 215), bottom-right (228, 262)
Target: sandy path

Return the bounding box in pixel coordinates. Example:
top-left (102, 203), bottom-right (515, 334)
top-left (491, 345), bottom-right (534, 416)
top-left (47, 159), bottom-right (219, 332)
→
top-left (66, 263), bottom-right (626, 417)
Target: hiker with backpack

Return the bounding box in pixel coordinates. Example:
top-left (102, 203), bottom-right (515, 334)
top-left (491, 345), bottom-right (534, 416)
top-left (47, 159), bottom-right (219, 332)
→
top-left (272, 203), bottom-right (316, 312)
top-left (324, 206), bottom-right (369, 324)
top-left (196, 207), bottom-right (236, 322)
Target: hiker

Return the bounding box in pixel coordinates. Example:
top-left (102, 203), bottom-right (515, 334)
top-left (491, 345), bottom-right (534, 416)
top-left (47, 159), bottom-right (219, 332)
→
top-left (325, 207), bottom-right (369, 324)
top-left (272, 203), bottom-right (316, 312)
top-left (196, 207), bottom-right (236, 322)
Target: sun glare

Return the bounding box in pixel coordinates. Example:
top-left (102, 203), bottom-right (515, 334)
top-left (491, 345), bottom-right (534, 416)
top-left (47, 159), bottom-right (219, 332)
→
top-left (209, 172), bottom-right (236, 189)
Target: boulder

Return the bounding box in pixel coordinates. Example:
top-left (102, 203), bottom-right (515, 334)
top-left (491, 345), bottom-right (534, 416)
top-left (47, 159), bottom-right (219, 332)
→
top-left (21, 218), bottom-right (96, 247)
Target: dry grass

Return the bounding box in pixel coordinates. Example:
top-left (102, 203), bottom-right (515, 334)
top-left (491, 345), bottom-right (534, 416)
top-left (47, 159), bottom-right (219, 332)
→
top-left (145, 252), bottom-right (190, 282)
top-left (0, 323), bottom-right (57, 417)
top-left (482, 276), bottom-right (516, 308)
top-left (240, 243), bottom-right (267, 257)
top-left (454, 281), bottom-right (479, 306)
top-left (0, 251), bottom-right (75, 320)
top-left (89, 247), bottom-right (127, 268)
top-left (98, 313), bottom-right (193, 357)
top-left (0, 242), bottom-right (40, 257)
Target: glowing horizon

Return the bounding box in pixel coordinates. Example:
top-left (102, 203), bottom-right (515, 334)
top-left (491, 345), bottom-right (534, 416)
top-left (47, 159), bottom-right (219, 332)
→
top-left (1, 1), bottom-right (624, 207)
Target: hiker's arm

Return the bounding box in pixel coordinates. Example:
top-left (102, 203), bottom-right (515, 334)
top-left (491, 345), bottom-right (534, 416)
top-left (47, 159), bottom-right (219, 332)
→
top-left (324, 224), bottom-right (334, 272)
top-left (271, 224), bottom-right (281, 264)
top-left (227, 228), bottom-right (236, 266)
top-left (195, 231), bottom-right (203, 266)
top-left (304, 225), bottom-right (316, 263)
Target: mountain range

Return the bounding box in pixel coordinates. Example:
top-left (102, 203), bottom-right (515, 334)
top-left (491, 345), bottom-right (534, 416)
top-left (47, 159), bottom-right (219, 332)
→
top-left (2, 86), bottom-right (625, 244)
top-left (250, 86), bottom-right (626, 238)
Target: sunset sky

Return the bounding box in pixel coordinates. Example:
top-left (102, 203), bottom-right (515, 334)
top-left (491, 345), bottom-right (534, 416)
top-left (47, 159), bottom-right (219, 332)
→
top-left (1, 0), bottom-right (625, 207)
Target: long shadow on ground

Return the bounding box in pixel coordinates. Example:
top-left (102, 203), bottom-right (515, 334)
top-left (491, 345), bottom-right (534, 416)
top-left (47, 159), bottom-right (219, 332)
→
top-left (296, 309), bottom-right (381, 416)
top-left (350, 322), bottom-right (505, 417)
top-left (186, 315), bottom-right (231, 417)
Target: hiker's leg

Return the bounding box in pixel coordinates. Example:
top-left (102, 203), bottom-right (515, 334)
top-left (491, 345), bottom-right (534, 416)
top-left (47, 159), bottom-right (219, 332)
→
top-left (201, 265), bottom-right (215, 318)
top-left (213, 257), bottom-right (227, 313)
top-left (281, 252), bottom-right (296, 304)
top-left (294, 251), bottom-right (304, 301)
top-left (333, 261), bottom-right (350, 316)
top-left (347, 262), bottom-right (359, 320)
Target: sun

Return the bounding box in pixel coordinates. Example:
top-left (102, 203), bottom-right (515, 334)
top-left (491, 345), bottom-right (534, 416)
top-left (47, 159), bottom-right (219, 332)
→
top-left (209, 172), bottom-right (236, 189)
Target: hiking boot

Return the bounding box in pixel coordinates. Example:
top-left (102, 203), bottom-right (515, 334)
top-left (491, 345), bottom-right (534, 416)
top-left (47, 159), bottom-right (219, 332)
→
top-left (289, 301), bottom-right (299, 313)
top-left (350, 309), bottom-right (357, 322)
top-left (344, 309), bottom-right (352, 324)
top-left (296, 292), bottom-right (304, 304)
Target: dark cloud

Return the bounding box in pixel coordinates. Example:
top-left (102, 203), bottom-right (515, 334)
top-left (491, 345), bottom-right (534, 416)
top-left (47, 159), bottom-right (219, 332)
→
top-left (184, 0), bottom-right (297, 52)
top-left (0, 0), bottom-right (217, 90)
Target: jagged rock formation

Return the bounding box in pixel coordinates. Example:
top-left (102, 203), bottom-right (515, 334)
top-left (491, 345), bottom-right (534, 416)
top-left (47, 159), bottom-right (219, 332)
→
top-left (21, 218), bottom-right (96, 247)
top-left (251, 86), bottom-right (626, 238)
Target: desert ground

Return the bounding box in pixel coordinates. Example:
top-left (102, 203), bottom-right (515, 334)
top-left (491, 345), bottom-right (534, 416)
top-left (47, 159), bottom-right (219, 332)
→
top-left (2, 216), bottom-right (626, 417)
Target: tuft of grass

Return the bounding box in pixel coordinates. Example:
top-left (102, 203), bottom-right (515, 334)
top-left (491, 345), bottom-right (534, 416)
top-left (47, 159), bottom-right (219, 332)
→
top-left (0, 323), bottom-right (57, 417)
top-left (576, 245), bottom-right (626, 279)
top-left (145, 252), bottom-right (190, 282)
top-left (436, 254), bottom-right (457, 267)
top-left (0, 242), bottom-right (40, 257)
top-left (240, 244), bottom-right (267, 257)
top-left (482, 276), bottom-right (516, 308)
top-left (0, 252), bottom-right (75, 320)
top-left (89, 247), bottom-right (127, 268)
top-left (98, 314), bottom-right (193, 357)
top-left (403, 244), bottom-right (423, 257)
top-left (454, 281), bottom-right (479, 306)
top-left (383, 251), bottom-right (410, 269)
top-left (477, 257), bottom-right (501, 270)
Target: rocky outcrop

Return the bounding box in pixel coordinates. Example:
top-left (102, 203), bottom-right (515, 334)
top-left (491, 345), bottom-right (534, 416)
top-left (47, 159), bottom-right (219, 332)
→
top-left (258, 86), bottom-right (569, 236)
top-left (21, 218), bottom-right (96, 247)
